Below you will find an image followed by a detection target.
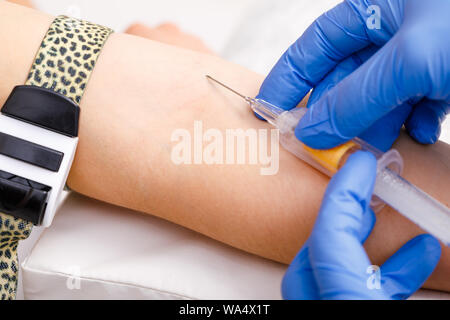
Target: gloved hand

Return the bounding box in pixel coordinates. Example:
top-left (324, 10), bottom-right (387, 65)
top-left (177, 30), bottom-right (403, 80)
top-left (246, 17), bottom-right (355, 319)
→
top-left (282, 151), bottom-right (441, 300)
top-left (257, 0), bottom-right (450, 151)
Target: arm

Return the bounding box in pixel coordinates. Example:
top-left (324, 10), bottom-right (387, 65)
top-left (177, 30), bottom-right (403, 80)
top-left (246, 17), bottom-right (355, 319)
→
top-left (1, 2), bottom-right (449, 291)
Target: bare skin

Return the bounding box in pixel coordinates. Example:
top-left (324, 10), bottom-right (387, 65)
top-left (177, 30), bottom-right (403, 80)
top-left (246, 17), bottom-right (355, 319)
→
top-left (0, 2), bottom-right (449, 291)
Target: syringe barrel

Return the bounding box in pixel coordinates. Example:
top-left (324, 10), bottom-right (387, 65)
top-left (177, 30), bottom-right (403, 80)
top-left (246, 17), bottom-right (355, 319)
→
top-left (275, 107), bottom-right (404, 178)
top-left (275, 107), bottom-right (404, 210)
top-left (374, 167), bottom-right (450, 246)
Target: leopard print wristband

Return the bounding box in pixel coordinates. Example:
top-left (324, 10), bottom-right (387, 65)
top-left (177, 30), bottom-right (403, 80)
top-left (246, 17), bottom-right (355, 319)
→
top-left (0, 215), bottom-right (33, 300)
top-left (0, 16), bottom-right (113, 300)
top-left (26, 15), bottom-right (113, 105)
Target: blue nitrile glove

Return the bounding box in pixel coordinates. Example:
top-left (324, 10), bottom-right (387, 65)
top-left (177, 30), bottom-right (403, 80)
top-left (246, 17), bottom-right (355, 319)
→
top-left (257, 0), bottom-right (450, 151)
top-left (282, 151), bottom-right (441, 300)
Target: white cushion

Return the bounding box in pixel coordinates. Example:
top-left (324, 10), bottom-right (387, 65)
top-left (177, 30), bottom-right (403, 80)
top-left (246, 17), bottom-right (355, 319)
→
top-left (22, 193), bottom-right (286, 300)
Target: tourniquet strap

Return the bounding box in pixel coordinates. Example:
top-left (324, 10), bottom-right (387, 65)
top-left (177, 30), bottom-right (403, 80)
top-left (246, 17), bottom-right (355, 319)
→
top-left (0, 15), bottom-right (112, 300)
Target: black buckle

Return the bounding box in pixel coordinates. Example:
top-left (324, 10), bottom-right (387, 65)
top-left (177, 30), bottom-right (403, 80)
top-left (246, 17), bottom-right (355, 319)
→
top-left (2, 85), bottom-right (80, 138)
top-left (0, 170), bottom-right (50, 225)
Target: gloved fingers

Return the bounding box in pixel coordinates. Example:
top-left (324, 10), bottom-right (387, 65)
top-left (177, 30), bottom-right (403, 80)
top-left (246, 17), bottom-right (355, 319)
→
top-left (307, 45), bottom-right (381, 107)
top-left (282, 245), bottom-right (320, 300)
top-left (358, 101), bottom-right (412, 151)
top-left (295, 36), bottom-right (428, 149)
top-left (256, 1), bottom-right (375, 111)
top-left (380, 234), bottom-right (441, 300)
top-left (306, 46), bottom-right (412, 151)
top-left (405, 99), bottom-right (450, 144)
top-left (309, 151), bottom-right (378, 298)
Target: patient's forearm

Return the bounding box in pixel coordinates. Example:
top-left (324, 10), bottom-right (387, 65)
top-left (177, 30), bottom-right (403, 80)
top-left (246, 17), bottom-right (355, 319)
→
top-left (1, 2), bottom-right (449, 291)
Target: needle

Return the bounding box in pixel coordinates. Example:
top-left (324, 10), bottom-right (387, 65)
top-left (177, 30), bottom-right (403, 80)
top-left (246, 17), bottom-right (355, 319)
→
top-left (206, 75), bottom-right (254, 104)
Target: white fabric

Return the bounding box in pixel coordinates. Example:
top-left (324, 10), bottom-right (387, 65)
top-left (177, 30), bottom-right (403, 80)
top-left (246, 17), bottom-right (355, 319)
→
top-left (22, 193), bottom-right (285, 300)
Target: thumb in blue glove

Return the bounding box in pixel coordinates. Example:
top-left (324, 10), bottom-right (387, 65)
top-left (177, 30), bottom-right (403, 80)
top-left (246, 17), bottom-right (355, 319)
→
top-left (282, 151), bottom-right (441, 300)
top-left (257, 0), bottom-right (450, 151)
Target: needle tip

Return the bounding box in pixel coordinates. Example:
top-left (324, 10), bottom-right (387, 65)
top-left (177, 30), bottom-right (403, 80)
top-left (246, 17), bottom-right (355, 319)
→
top-left (204, 75), bottom-right (249, 102)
